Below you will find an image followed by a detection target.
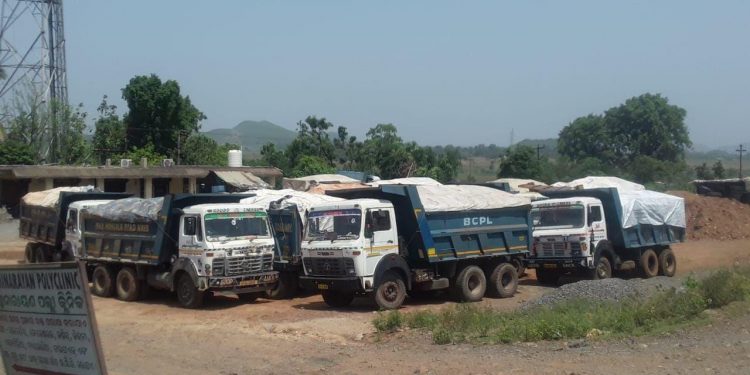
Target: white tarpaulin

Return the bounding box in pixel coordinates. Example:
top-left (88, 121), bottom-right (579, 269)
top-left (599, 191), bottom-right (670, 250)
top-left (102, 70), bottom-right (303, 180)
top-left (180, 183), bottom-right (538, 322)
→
top-left (282, 174), bottom-right (361, 191)
top-left (415, 185), bottom-right (531, 213)
top-left (619, 190), bottom-right (686, 229)
top-left (214, 171), bottom-right (269, 189)
top-left (369, 177), bottom-right (442, 187)
top-left (21, 186), bottom-right (97, 208)
top-left (240, 189), bottom-right (344, 223)
top-left (85, 197), bottom-right (164, 222)
top-left (551, 176), bottom-right (685, 229)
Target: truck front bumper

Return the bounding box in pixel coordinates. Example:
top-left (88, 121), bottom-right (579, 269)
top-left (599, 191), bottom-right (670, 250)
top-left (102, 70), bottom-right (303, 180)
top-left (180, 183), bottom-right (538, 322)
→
top-left (204, 271), bottom-right (279, 293)
top-left (525, 257), bottom-right (592, 270)
top-left (299, 276), bottom-right (364, 293)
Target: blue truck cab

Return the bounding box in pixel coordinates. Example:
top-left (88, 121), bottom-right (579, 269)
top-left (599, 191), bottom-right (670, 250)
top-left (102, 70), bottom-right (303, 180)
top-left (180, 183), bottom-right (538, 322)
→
top-left (299, 184), bottom-right (532, 310)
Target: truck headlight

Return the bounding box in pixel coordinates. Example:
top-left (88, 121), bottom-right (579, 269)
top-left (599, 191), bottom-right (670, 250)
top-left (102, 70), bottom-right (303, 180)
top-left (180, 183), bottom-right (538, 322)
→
top-left (204, 264), bottom-right (211, 275)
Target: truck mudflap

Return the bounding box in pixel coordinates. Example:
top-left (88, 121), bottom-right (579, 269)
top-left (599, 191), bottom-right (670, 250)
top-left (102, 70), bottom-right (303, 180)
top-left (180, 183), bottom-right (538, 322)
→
top-left (299, 276), bottom-right (364, 293)
top-left (525, 257), bottom-right (592, 270)
top-left (205, 271), bottom-right (279, 291)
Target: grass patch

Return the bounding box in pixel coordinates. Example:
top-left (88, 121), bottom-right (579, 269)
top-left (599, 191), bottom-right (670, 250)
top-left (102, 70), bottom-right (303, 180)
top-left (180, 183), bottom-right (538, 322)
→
top-left (373, 267), bottom-right (750, 344)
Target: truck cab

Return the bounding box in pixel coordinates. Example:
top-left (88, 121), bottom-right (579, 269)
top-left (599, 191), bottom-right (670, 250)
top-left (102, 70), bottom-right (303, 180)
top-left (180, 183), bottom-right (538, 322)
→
top-left (177, 203), bottom-right (277, 294)
top-left (528, 197), bottom-right (607, 280)
top-left (64, 200), bottom-right (114, 259)
top-left (301, 199), bottom-right (397, 295)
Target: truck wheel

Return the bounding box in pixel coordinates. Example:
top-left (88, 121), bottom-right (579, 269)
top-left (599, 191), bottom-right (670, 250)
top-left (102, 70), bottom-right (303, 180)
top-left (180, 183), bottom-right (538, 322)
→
top-left (658, 248), bottom-right (677, 277)
top-left (91, 265), bottom-right (115, 297)
top-left (487, 263), bottom-right (518, 298)
top-left (24, 244), bottom-right (35, 264)
top-left (321, 290), bottom-right (354, 308)
top-left (266, 272), bottom-right (299, 300)
top-left (451, 265), bottom-right (486, 302)
top-left (639, 249), bottom-right (659, 278)
top-left (115, 267), bottom-right (142, 301)
top-left (374, 271), bottom-right (407, 310)
top-left (33, 246), bottom-right (48, 263)
top-left (535, 268), bottom-right (559, 285)
top-left (591, 256), bottom-right (612, 280)
top-left (176, 273), bottom-right (205, 309)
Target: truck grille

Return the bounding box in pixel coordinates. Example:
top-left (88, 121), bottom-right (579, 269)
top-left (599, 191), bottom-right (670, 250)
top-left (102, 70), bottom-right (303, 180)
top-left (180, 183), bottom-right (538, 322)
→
top-left (541, 242), bottom-right (567, 257)
top-left (212, 253), bottom-right (273, 276)
top-left (303, 257), bottom-right (354, 276)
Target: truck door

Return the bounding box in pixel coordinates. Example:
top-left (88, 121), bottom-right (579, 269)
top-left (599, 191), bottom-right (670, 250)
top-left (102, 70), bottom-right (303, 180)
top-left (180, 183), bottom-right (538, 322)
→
top-left (587, 205), bottom-right (606, 248)
top-left (364, 209), bottom-right (398, 274)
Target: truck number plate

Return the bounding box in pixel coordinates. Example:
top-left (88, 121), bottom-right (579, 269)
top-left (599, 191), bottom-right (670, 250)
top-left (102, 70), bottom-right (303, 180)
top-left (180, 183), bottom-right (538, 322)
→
top-left (240, 279), bottom-right (258, 287)
top-left (543, 264), bottom-right (557, 269)
top-left (317, 283), bottom-right (329, 290)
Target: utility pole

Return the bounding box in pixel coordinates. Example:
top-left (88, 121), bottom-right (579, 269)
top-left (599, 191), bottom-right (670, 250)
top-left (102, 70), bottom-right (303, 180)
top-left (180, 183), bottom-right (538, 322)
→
top-left (536, 144), bottom-right (546, 161)
top-left (738, 144), bottom-right (746, 178)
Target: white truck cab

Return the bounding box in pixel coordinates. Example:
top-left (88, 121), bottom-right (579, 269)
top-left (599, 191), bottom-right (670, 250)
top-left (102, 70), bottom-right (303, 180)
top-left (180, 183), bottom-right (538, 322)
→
top-left (301, 199), bottom-right (398, 294)
top-left (530, 197), bottom-right (606, 274)
top-left (177, 203), bottom-right (277, 292)
top-left (64, 200), bottom-right (115, 259)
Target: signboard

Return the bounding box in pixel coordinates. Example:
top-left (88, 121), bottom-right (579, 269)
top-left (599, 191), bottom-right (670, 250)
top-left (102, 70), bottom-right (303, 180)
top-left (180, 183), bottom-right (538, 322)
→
top-left (0, 262), bottom-right (107, 375)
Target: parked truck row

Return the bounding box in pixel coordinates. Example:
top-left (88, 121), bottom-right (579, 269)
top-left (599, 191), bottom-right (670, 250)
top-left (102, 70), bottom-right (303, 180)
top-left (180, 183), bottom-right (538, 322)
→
top-left (18, 177), bottom-right (687, 310)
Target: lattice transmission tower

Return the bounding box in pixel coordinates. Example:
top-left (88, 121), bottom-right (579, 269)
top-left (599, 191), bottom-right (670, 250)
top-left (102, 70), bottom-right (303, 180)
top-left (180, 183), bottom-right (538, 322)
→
top-left (0, 0), bottom-right (68, 120)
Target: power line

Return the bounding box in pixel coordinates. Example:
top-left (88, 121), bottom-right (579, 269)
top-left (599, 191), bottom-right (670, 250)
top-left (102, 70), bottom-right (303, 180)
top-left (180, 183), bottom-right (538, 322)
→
top-left (738, 144), bottom-right (746, 178)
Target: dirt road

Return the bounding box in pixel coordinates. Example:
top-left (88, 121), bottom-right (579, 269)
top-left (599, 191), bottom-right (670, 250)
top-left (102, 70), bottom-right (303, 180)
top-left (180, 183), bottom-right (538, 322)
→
top-left (1, 219), bottom-right (749, 374)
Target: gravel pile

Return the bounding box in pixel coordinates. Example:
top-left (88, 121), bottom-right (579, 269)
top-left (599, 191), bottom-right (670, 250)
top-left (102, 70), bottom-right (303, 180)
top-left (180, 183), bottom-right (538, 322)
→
top-left (523, 276), bottom-right (685, 309)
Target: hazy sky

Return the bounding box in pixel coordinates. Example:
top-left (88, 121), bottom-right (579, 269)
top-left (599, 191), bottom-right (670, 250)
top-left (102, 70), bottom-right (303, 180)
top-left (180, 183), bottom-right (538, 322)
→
top-left (64, 1), bottom-right (749, 147)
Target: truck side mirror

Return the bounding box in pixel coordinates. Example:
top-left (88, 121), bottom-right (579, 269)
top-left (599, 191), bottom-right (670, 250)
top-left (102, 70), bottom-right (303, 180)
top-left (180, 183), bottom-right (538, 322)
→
top-left (184, 217), bottom-right (196, 236)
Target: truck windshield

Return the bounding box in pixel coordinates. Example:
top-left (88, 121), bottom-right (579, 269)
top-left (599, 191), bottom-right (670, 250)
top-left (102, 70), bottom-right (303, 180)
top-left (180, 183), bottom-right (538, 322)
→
top-left (305, 209), bottom-right (361, 241)
top-left (531, 205), bottom-right (585, 229)
top-left (204, 212), bottom-right (269, 242)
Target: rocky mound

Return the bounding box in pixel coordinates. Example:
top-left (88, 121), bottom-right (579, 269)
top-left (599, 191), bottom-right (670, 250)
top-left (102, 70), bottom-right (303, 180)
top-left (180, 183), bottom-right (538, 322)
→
top-left (668, 191), bottom-right (750, 241)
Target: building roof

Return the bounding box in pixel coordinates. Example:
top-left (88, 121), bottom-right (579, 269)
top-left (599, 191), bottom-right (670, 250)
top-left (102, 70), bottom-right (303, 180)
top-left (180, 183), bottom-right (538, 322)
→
top-left (0, 165), bottom-right (283, 179)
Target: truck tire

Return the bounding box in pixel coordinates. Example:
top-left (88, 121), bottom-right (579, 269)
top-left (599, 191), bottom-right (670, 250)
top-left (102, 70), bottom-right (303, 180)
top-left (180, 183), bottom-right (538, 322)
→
top-left (115, 267), bottom-right (142, 301)
top-left (33, 246), bottom-right (48, 263)
top-left (266, 272), bottom-right (299, 300)
top-left (374, 271), bottom-right (407, 310)
top-left (590, 256), bottom-right (612, 280)
top-left (24, 243), bottom-right (35, 264)
top-left (487, 263), bottom-right (518, 298)
top-left (451, 265), bottom-right (486, 302)
top-left (639, 249), bottom-right (659, 278)
top-left (91, 265), bottom-right (115, 297)
top-left (321, 290), bottom-right (354, 308)
top-left (535, 268), bottom-right (559, 285)
top-left (176, 273), bottom-right (205, 309)
top-left (658, 248), bottom-right (677, 277)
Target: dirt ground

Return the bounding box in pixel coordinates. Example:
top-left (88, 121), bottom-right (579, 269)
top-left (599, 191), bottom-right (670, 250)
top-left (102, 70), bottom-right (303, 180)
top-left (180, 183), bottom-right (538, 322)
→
top-left (1, 221), bottom-right (750, 374)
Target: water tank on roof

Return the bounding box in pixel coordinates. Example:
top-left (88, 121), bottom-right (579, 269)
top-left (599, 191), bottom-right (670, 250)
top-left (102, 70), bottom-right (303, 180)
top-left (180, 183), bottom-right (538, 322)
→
top-left (228, 150), bottom-right (243, 167)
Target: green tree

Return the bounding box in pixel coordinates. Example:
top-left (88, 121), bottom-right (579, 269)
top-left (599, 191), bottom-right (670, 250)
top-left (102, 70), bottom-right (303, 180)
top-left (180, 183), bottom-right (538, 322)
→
top-left (558, 114), bottom-right (613, 163)
top-left (289, 155), bottom-right (335, 177)
top-left (92, 95), bottom-right (126, 164)
top-left (497, 145), bottom-right (543, 180)
top-left (115, 144), bottom-right (167, 167)
top-left (605, 93), bottom-right (691, 163)
top-left (695, 163), bottom-right (713, 180)
top-left (334, 126), bottom-right (360, 169)
top-left (0, 140), bottom-right (35, 165)
top-left (181, 134), bottom-right (237, 166)
top-left (712, 160), bottom-right (726, 179)
top-left (361, 124), bottom-right (412, 179)
top-left (260, 142), bottom-right (289, 171)
top-left (121, 74), bottom-right (205, 157)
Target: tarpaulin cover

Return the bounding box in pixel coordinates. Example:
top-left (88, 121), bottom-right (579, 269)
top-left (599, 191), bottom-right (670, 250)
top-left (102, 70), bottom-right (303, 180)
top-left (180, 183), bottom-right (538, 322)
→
top-left (214, 171), bottom-right (269, 189)
top-left (240, 189), bottom-right (344, 223)
top-left (282, 174), bottom-right (360, 191)
top-left (85, 197), bottom-right (164, 222)
top-left (21, 186), bottom-right (98, 208)
top-left (551, 176), bottom-right (685, 229)
top-left (487, 178), bottom-right (548, 193)
top-left (369, 177), bottom-right (442, 187)
top-left (415, 185), bottom-right (531, 213)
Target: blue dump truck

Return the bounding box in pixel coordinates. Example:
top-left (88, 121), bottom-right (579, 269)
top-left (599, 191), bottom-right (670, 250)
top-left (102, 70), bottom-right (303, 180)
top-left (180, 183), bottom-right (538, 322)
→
top-left (79, 194), bottom-right (279, 308)
top-left (527, 187), bottom-right (686, 283)
top-left (299, 184), bottom-right (532, 310)
top-left (19, 188), bottom-right (131, 263)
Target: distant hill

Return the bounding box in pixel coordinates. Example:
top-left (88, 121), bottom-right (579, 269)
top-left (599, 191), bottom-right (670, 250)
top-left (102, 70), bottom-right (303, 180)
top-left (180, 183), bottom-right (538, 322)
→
top-left (203, 120), bottom-right (296, 154)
